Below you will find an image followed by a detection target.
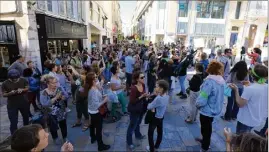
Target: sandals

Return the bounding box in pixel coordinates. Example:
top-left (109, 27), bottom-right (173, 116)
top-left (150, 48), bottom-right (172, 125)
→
top-left (185, 117), bottom-right (193, 124)
top-left (72, 123), bottom-right (82, 128)
top-left (82, 125), bottom-right (89, 132)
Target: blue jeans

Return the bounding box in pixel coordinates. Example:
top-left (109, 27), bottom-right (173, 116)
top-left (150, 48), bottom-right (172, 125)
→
top-left (236, 121), bottom-right (253, 134)
top-left (224, 88), bottom-right (243, 120)
top-left (179, 75), bottom-right (187, 94)
top-left (126, 113), bottom-right (143, 145)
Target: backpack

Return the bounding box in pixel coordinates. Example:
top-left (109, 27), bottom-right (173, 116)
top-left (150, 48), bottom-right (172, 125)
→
top-left (69, 57), bottom-right (76, 65)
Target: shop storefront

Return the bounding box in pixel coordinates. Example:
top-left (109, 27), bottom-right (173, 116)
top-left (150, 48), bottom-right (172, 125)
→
top-left (36, 14), bottom-right (87, 65)
top-left (0, 21), bottom-right (19, 81)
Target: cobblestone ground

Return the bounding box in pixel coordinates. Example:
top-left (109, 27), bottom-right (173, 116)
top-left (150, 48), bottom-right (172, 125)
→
top-left (0, 69), bottom-right (265, 151)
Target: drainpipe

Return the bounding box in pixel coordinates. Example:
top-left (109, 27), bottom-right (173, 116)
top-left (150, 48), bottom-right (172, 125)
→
top-left (0, 0), bottom-right (20, 14)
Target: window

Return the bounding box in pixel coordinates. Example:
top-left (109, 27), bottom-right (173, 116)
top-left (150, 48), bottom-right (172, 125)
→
top-left (211, 1), bottom-right (225, 18)
top-left (98, 7), bottom-right (100, 23)
top-left (197, 1), bottom-right (212, 18)
top-left (90, 2), bottom-right (93, 20)
top-left (47, 0), bottom-right (52, 11)
top-left (58, 0), bottom-right (66, 16)
top-left (196, 0), bottom-right (225, 19)
top-left (66, 1), bottom-right (72, 18)
top-left (0, 25), bottom-right (16, 44)
top-left (37, 1), bottom-right (46, 10)
top-left (235, 2), bottom-right (241, 19)
top-left (158, 1), bottom-right (166, 9)
top-left (77, 1), bottom-right (82, 21)
top-left (178, 1), bottom-right (188, 17)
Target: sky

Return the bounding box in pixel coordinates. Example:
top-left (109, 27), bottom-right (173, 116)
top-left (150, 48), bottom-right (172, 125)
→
top-left (119, 1), bottom-right (137, 25)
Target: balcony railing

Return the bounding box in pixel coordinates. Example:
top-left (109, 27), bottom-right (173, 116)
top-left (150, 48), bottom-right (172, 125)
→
top-left (195, 23), bottom-right (225, 36)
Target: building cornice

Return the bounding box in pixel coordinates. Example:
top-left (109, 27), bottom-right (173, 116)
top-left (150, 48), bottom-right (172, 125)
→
top-left (136, 1), bottom-right (153, 21)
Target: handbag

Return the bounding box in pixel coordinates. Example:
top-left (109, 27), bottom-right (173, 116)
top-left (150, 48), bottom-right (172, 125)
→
top-left (144, 109), bottom-right (156, 124)
top-left (99, 103), bottom-right (108, 116)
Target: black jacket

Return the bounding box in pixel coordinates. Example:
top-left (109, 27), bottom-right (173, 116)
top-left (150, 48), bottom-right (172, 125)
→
top-left (189, 73), bottom-right (204, 92)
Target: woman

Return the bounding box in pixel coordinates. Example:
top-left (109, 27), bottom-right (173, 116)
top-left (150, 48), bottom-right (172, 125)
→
top-left (127, 72), bottom-right (148, 150)
top-left (146, 80), bottom-right (169, 152)
top-left (23, 68), bottom-right (40, 116)
top-left (86, 72), bottom-right (110, 151)
top-left (247, 48), bottom-right (262, 67)
top-left (229, 64), bottom-right (268, 134)
top-left (40, 76), bottom-right (69, 145)
top-left (195, 61), bottom-right (226, 151)
top-left (147, 55), bottom-right (158, 93)
top-left (222, 61), bottom-right (248, 121)
top-left (110, 66), bottom-right (128, 119)
top-left (10, 124), bottom-right (73, 152)
top-left (56, 65), bottom-right (71, 113)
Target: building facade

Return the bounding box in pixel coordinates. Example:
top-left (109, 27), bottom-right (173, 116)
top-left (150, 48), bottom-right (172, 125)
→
top-left (0, 0), bottom-right (122, 72)
top-left (131, 0), bottom-right (268, 50)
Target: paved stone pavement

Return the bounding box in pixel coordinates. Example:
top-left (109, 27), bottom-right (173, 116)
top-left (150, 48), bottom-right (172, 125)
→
top-left (0, 72), bottom-right (265, 151)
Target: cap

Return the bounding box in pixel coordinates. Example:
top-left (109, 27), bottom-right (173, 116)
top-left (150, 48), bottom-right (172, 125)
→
top-left (8, 69), bottom-right (21, 79)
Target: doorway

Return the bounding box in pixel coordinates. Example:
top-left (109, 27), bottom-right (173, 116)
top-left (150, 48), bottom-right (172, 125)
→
top-left (229, 33), bottom-right (238, 47)
top-left (248, 24), bottom-right (257, 48)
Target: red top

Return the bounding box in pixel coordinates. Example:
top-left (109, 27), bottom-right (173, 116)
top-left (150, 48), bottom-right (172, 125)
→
top-left (247, 52), bottom-right (259, 65)
top-left (129, 84), bottom-right (145, 104)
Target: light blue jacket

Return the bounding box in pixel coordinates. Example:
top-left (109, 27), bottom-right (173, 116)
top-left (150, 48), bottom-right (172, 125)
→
top-left (147, 95), bottom-right (169, 119)
top-left (196, 75), bottom-right (225, 117)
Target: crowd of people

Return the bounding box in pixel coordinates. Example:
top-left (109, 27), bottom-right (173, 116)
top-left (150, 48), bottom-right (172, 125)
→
top-left (1, 40), bottom-right (268, 152)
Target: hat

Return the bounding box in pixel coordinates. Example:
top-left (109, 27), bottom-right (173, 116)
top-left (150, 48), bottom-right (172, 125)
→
top-left (8, 69), bottom-right (21, 79)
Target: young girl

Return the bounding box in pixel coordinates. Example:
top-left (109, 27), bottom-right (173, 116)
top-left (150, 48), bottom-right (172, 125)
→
top-left (229, 64), bottom-right (268, 134)
top-left (146, 80), bottom-right (169, 152)
top-left (185, 63), bottom-right (205, 123)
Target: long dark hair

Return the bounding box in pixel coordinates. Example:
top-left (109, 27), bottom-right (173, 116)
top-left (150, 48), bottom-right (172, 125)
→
top-left (81, 72), bottom-right (95, 97)
top-left (132, 71), bottom-right (143, 85)
top-left (230, 61), bottom-right (248, 81)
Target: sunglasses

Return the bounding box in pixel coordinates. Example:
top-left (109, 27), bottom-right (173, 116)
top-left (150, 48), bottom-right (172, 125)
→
top-left (140, 76), bottom-right (145, 79)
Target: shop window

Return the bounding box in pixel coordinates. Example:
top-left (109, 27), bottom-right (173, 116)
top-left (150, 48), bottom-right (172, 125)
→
top-left (0, 25), bottom-right (16, 44)
top-left (178, 0), bottom-right (188, 17)
top-left (47, 0), bottom-right (52, 12)
top-left (196, 0), bottom-right (225, 19)
top-left (235, 1), bottom-right (241, 19)
top-left (0, 46), bottom-right (10, 67)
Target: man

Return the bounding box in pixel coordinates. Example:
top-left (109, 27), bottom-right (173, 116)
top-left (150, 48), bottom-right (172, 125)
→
top-left (8, 55), bottom-right (27, 76)
top-left (231, 45), bottom-right (237, 66)
top-left (2, 69), bottom-right (29, 135)
top-left (70, 50), bottom-right (82, 71)
top-left (216, 49), bottom-right (231, 80)
top-left (125, 49), bottom-right (135, 94)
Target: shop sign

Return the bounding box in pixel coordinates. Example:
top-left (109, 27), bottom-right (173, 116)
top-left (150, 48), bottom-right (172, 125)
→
top-left (45, 15), bottom-right (87, 39)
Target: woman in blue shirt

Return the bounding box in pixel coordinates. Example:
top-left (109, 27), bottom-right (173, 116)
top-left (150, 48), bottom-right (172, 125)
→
top-left (146, 80), bottom-right (169, 152)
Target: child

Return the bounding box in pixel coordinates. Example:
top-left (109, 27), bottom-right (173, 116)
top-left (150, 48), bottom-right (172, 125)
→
top-left (185, 63), bottom-right (205, 123)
